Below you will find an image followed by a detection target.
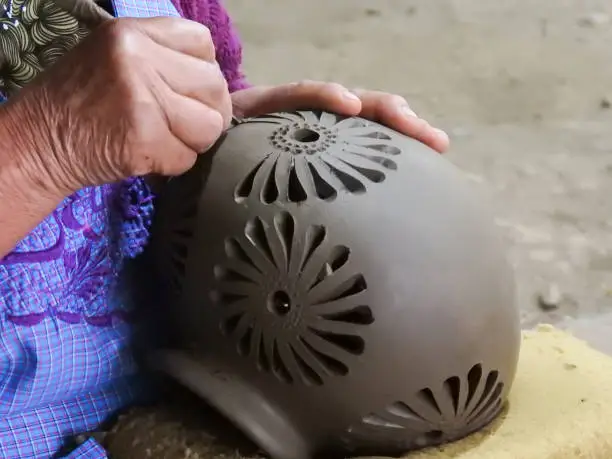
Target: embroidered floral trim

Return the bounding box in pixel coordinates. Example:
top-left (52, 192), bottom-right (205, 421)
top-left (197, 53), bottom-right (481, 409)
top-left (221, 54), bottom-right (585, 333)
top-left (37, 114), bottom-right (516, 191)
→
top-left (1, 180), bottom-right (153, 326)
top-left (6, 310), bottom-right (134, 326)
top-left (115, 177), bottom-right (155, 259)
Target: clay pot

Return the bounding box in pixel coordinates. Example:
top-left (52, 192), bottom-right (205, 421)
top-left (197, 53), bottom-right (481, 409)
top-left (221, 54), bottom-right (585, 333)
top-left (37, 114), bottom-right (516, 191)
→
top-left (149, 111), bottom-right (520, 459)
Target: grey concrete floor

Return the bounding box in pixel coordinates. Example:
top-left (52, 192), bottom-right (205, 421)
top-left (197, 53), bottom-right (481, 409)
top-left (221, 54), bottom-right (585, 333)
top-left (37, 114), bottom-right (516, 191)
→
top-left (226, 0), bottom-right (612, 352)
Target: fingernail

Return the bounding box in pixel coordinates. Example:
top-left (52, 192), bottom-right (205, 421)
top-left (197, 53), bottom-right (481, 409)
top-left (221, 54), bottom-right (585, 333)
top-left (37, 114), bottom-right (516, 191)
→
top-left (343, 90), bottom-right (361, 102)
top-left (400, 104), bottom-right (417, 118)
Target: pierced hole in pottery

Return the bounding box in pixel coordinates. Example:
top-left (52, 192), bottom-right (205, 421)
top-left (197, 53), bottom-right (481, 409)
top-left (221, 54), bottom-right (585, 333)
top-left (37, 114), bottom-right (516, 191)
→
top-left (320, 305), bottom-right (374, 325)
top-left (357, 131), bottom-right (392, 141)
top-left (245, 217), bottom-right (276, 267)
top-left (274, 212), bottom-right (295, 264)
top-left (467, 370), bottom-right (501, 420)
top-left (324, 161), bottom-right (366, 194)
top-left (268, 290), bottom-right (292, 316)
top-left (172, 241), bottom-right (188, 262)
top-left (386, 401), bottom-right (421, 420)
top-left (369, 156), bottom-right (397, 170)
top-left (426, 430), bottom-right (444, 441)
top-left (414, 430), bottom-right (444, 448)
top-left (328, 245), bottom-right (350, 271)
top-left (170, 259), bottom-right (185, 280)
top-left (220, 313), bottom-right (243, 335)
top-left (368, 144), bottom-right (402, 155)
top-left (311, 245), bottom-right (351, 287)
top-left (350, 365), bottom-right (506, 446)
top-left (300, 337), bottom-right (349, 376)
top-left (272, 341), bottom-right (293, 383)
top-left (307, 163), bottom-right (338, 201)
top-left (443, 375), bottom-right (462, 414)
top-left (170, 245), bottom-right (188, 280)
top-left (235, 157), bottom-right (266, 202)
top-left (238, 325), bottom-right (253, 356)
top-left (292, 127), bottom-right (320, 143)
top-left (346, 150), bottom-right (398, 170)
top-left (418, 388), bottom-right (442, 415)
top-left (214, 266), bottom-right (254, 284)
top-left (339, 159), bottom-right (386, 183)
top-left (469, 382), bottom-right (504, 423)
top-left (173, 227), bottom-right (193, 241)
top-left (261, 160), bottom-right (279, 203)
top-left (300, 225), bottom-right (327, 272)
top-left (257, 337), bottom-right (270, 372)
top-left (362, 414), bottom-right (402, 428)
top-left (344, 119), bottom-right (369, 129)
top-left (211, 291), bottom-right (247, 306)
top-left (466, 363), bottom-right (483, 407)
top-left (313, 274), bottom-right (367, 304)
top-left (179, 203), bottom-right (197, 222)
top-left (291, 346), bottom-right (324, 386)
top-left (288, 165), bottom-right (308, 202)
top-left (217, 215), bottom-right (370, 385)
top-left (224, 238), bottom-right (262, 274)
top-left (308, 327), bottom-right (365, 355)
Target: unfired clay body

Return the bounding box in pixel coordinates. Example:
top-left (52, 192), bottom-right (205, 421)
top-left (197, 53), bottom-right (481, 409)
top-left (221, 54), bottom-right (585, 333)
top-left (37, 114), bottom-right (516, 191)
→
top-left (149, 111), bottom-right (521, 459)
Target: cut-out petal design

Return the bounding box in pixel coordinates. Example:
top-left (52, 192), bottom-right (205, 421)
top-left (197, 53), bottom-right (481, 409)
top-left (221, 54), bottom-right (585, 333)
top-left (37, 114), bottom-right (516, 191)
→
top-left (234, 111), bottom-right (403, 204)
top-left (345, 364), bottom-right (505, 451)
top-left (211, 212), bottom-right (374, 386)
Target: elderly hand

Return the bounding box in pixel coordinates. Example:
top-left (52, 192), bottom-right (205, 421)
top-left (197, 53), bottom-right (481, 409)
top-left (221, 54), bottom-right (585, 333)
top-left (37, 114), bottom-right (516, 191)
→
top-left (231, 80), bottom-right (449, 153)
top-left (5, 16), bottom-right (232, 197)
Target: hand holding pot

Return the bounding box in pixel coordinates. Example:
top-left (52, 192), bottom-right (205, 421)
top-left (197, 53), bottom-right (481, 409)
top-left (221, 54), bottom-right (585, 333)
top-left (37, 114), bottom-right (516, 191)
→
top-left (3, 16), bottom-right (233, 198)
top-left (231, 81), bottom-right (450, 153)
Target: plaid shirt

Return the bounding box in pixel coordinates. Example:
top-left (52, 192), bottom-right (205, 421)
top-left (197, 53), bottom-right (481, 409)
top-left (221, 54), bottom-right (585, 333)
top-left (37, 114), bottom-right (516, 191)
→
top-left (0, 1), bottom-right (182, 458)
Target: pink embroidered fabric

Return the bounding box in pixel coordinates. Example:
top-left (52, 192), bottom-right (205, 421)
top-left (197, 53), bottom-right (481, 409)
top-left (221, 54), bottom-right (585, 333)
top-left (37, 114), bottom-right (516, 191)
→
top-left (172, 0), bottom-right (249, 93)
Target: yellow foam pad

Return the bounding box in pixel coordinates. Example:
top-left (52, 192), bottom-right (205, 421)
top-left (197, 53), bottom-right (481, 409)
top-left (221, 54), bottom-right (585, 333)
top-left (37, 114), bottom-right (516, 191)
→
top-left (106, 326), bottom-right (612, 459)
top-left (401, 325), bottom-right (612, 459)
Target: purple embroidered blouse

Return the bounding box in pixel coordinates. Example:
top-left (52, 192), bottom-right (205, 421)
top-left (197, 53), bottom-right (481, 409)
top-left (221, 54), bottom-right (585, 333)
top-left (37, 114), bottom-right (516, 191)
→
top-left (0, 0), bottom-right (247, 457)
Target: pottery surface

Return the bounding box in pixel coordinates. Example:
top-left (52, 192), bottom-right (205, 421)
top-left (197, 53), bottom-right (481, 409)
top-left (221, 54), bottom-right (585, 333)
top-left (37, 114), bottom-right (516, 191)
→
top-left (149, 110), bottom-right (521, 459)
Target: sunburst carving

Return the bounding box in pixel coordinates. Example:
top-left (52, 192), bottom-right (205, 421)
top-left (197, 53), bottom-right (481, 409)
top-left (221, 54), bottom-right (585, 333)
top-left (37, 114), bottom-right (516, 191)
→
top-left (344, 364), bottom-right (505, 453)
top-left (234, 111), bottom-right (402, 204)
top-left (150, 168), bottom-right (203, 296)
top-left (210, 211), bottom-right (374, 385)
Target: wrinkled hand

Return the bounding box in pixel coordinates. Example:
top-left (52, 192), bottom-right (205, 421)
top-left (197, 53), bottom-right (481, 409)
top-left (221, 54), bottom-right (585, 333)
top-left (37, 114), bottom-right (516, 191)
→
top-left (6, 17), bottom-right (232, 196)
top-left (231, 80), bottom-right (449, 153)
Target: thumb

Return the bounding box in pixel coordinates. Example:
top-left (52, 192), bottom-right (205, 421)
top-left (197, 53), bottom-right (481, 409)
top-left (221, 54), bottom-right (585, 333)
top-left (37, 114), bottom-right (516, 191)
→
top-left (232, 81), bottom-right (362, 118)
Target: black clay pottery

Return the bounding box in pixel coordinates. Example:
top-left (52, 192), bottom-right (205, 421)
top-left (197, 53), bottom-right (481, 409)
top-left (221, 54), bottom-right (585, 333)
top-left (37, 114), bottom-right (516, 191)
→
top-left (149, 111), bottom-right (521, 459)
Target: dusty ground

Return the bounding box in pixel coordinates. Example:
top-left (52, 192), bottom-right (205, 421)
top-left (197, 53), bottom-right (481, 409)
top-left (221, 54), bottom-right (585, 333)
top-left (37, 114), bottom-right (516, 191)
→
top-left (226, 0), bottom-right (612, 348)
top-left (106, 1), bottom-right (612, 456)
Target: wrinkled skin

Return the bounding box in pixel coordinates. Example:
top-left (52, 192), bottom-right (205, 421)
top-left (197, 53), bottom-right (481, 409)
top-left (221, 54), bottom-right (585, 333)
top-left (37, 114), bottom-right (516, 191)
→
top-left (4, 16), bottom-right (233, 197)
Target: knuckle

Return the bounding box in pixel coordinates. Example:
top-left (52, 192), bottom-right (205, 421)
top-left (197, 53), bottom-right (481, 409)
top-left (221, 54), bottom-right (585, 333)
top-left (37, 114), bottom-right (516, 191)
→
top-left (102, 19), bottom-right (143, 64)
top-left (168, 153), bottom-right (197, 176)
top-left (175, 18), bottom-right (212, 39)
top-left (192, 22), bottom-right (213, 43)
top-left (183, 21), bottom-right (215, 56)
top-left (206, 66), bottom-right (231, 111)
top-left (158, 16), bottom-right (186, 29)
top-left (390, 94), bottom-right (408, 106)
top-left (198, 118), bottom-right (224, 151)
top-left (210, 65), bottom-right (229, 95)
top-left (326, 82), bottom-right (347, 93)
top-left (289, 79), bottom-right (316, 91)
